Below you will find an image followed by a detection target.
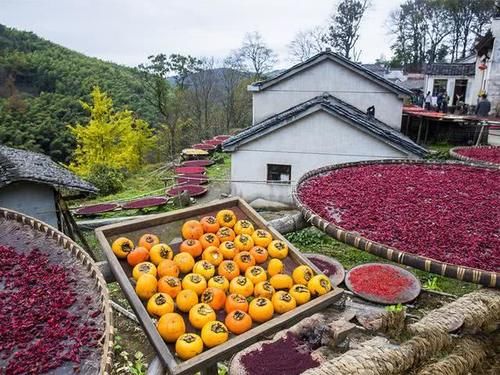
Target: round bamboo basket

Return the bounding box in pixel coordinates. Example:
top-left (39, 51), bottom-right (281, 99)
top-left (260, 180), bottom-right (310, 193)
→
top-left (0, 207), bottom-right (114, 374)
top-left (449, 145), bottom-right (500, 168)
top-left (292, 159), bottom-right (500, 288)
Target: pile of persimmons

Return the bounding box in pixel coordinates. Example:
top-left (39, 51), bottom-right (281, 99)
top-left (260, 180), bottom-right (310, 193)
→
top-left (111, 209), bottom-right (332, 360)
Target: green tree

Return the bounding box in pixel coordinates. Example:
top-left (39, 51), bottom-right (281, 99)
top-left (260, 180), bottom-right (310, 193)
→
top-left (323, 0), bottom-right (370, 60)
top-left (68, 86), bottom-right (156, 176)
top-left (138, 54), bottom-right (196, 159)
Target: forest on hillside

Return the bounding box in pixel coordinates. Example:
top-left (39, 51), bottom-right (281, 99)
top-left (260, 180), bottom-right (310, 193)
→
top-left (0, 25), bottom-right (254, 164)
top-left (0, 25), bottom-right (161, 162)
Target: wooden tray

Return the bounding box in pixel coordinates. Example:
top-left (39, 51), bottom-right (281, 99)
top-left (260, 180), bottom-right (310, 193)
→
top-left (1, 207), bottom-right (114, 374)
top-left (95, 197), bottom-right (343, 375)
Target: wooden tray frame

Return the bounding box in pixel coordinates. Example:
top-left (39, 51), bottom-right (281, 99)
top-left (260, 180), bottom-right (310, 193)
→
top-left (1, 207), bottom-right (114, 374)
top-left (95, 197), bottom-right (343, 375)
top-left (449, 145), bottom-right (500, 168)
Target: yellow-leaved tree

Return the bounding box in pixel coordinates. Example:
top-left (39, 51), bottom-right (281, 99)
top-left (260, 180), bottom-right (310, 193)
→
top-left (68, 86), bottom-right (156, 177)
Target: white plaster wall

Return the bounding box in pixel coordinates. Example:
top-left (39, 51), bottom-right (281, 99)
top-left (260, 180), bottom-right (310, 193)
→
top-left (231, 111), bottom-right (411, 204)
top-left (487, 17), bottom-right (500, 113)
top-left (0, 182), bottom-right (58, 227)
top-left (252, 59), bottom-right (405, 129)
top-left (424, 75), bottom-right (475, 105)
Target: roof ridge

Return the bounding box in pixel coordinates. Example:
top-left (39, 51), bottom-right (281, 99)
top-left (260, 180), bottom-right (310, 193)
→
top-left (0, 145), bottom-right (97, 193)
top-left (223, 93), bottom-right (427, 157)
top-left (251, 51), bottom-right (412, 96)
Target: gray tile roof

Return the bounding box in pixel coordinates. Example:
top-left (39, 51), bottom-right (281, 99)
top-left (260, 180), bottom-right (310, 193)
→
top-left (223, 94), bottom-right (428, 157)
top-left (250, 51), bottom-right (413, 96)
top-left (0, 145), bottom-right (97, 193)
top-left (425, 63), bottom-right (475, 76)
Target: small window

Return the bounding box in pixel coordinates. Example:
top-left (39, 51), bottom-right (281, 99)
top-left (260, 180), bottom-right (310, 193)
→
top-left (432, 79), bottom-right (447, 96)
top-left (267, 164), bottom-right (291, 184)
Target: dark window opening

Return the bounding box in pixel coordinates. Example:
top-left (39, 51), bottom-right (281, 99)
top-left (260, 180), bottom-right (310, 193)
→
top-left (267, 164), bottom-right (291, 184)
top-left (432, 79), bottom-right (447, 96)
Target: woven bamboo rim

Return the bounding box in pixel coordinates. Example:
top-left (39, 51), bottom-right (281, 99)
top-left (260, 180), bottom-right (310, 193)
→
top-left (449, 145), bottom-right (500, 168)
top-left (0, 207), bottom-right (114, 374)
top-left (292, 159), bottom-right (500, 288)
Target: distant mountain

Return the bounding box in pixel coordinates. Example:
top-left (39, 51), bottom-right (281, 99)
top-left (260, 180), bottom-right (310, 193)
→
top-left (0, 25), bottom-right (157, 162)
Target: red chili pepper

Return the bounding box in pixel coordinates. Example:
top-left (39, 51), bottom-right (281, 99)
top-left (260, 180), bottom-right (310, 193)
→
top-left (0, 245), bottom-right (103, 373)
top-left (456, 146), bottom-right (500, 164)
top-left (298, 164), bottom-right (500, 272)
top-left (348, 265), bottom-right (412, 299)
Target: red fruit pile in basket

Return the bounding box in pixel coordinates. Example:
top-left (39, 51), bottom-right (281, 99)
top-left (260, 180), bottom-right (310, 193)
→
top-left (297, 164), bottom-right (500, 272)
top-left (0, 246), bottom-right (103, 374)
top-left (454, 146), bottom-right (500, 164)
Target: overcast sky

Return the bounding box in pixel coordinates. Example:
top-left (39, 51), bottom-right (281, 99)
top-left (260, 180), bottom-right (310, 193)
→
top-left (1, 0), bottom-right (403, 68)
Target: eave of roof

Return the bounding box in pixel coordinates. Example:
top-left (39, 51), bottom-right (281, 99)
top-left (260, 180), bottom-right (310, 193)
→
top-left (223, 94), bottom-right (427, 158)
top-left (248, 51), bottom-right (413, 97)
top-left (425, 63), bottom-right (475, 76)
top-left (0, 145), bottom-right (97, 194)
top-left (475, 31), bottom-right (494, 55)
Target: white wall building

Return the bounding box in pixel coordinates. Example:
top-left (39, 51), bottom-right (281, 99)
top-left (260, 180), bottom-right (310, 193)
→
top-left (423, 60), bottom-right (476, 106)
top-left (423, 14), bottom-right (500, 111)
top-left (250, 52), bottom-right (409, 129)
top-left (223, 52), bottom-right (427, 204)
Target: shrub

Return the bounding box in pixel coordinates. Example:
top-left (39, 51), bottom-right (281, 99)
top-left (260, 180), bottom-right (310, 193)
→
top-left (86, 164), bottom-right (124, 196)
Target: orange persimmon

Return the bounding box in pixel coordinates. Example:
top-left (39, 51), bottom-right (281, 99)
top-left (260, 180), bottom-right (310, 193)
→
top-left (225, 310), bottom-right (253, 335)
top-left (181, 220), bottom-right (204, 240)
top-left (216, 209), bottom-right (237, 228)
top-left (234, 234), bottom-right (254, 252)
top-left (138, 234), bottom-right (160, 250)
top-left (199, 233), bottom-right (220, 250)
top-left (249, 246), bottom-right (268, 264)
top-left (202, 246), bottom-right (224, 266)
top-left (200, 287), bottom-right (226, 310)
top-left (216, 227), bottom-right (236, 243)
top-left (200, 216), bottom-right (220, 233)
top-left (218, 260), bottom-right (240, 281)
top-left (234, 251), bottom-right (255, 272)
top-left (157, 259), bottom-right (180, 278)
top-left (157, 276), bottom-right (182, 298)
top-left (219, 241), bottom-right (238, 260)
top-left (127, 247), bottom-right (149, 266)
top-left (225, 293), bottom-right (249, 314)
top-left (180, 239), bottom-right (203, 258)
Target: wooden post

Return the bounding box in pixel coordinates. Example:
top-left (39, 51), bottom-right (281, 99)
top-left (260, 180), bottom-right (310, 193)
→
top-left (58, 197), bottom-right (97, 260)
top-left (475, 122), bottom-right (486, 146)
top-left (424, 119), bottom-right (430, 144)
top-left (405, 114), bottom-right (411, 136)
top-left (416, 117), bottom-right (424, 144)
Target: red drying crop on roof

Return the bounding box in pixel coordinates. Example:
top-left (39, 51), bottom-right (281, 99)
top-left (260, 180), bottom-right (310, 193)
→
top-left (454, 146), bottom-right (500, 164)
top-left (297, 164), bottom-right (500, 272)
top-left (175, 166), bottom-right (206, 175)
top-left (176, 175), bottom-right (208, 185)
top-left (0, 246), bottom-right (103, 374)
top-left (347, 264), bottom-right (413, 299)
top-left (122, 196), bottom-right (168, 209)
top-left (192, 143), bottom-right (216, 150)
top-left (74, 203), bottom-right (118, 215)
top-left (181, 160), bottom-right (214, 167)
top-left (166, 184), bottom-right (208, 197)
